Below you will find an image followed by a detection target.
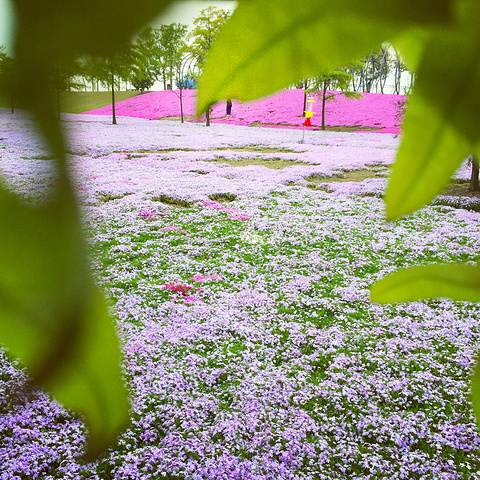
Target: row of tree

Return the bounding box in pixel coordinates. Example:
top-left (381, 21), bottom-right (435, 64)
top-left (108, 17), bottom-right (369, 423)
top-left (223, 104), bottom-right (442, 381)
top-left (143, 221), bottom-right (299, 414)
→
top-left (0, 7), bottom-right (231, 119)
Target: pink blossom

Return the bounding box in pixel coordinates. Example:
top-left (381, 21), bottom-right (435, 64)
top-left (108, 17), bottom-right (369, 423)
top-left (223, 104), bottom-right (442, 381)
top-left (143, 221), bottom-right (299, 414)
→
top-left (137, 210), bottom-right (157, 219)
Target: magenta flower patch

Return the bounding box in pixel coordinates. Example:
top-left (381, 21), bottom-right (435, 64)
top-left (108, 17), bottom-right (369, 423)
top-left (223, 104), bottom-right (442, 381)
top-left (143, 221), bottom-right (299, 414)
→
top-left (82, 88), bottom-right (404, 133)
top-left (137, 210), bottom-right (158, 219)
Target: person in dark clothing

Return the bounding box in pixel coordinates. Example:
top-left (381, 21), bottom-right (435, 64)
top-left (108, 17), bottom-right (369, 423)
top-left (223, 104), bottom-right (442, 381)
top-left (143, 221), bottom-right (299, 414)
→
top-left (226, 99), bottom-right (232, 116)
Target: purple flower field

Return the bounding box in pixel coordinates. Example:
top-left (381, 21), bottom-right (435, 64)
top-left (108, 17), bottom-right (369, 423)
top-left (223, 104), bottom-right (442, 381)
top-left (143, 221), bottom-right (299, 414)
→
top-left (1, 110), bottom-right (480, 479)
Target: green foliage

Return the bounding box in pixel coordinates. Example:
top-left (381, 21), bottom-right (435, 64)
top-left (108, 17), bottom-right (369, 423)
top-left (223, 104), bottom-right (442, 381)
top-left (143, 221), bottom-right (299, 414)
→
top-left (0, 184), bottom-right (129, 460)
top-left (131, 26), bottom-right (163, 91)
top-left (186, 6), bottom-right (231, 67)
top-left (308, 69), bottom-right (363, 130)
top-left (152, 194), bottom-right (193, 208)
top-left (0, 46), bottom-right (14, 88)
top-left (385, 94), bottom-right (471, 219)
top-left (132, 23), bottom-right (188, 90)
top-left (0, 0), bottom-right (175, 460)
top-left (370, 264), bottom-right (480, 303)
top-left (208, 192), bottom-right (238, 202)
top-left (158, 23), bottom-right (189, 88)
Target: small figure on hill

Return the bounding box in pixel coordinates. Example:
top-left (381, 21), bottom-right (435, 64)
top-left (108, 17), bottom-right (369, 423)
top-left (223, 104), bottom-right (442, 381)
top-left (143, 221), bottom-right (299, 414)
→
top-left (226, 99), bottom-right (232, 116)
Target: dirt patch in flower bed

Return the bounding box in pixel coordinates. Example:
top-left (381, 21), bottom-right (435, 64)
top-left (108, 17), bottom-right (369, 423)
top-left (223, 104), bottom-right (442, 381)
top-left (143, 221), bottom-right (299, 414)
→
top-left (213, 146), bottom-right (300, 154)
top-left (442, 181), bottom-right (480, 198)
top-left (307, 167), bottom-right (389, 185)
top-left (152, 194), bottom-right (193, 208)
top-left (210, 157), bottom-right (308, 169)
top-left (156, 115), bottom-right (196, 121)
top-left (248, 121), bottom-right (382, 132)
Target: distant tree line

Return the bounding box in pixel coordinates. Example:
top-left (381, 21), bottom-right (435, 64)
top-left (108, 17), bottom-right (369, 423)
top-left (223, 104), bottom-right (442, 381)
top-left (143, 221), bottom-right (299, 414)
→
top-left (0, 7), bottom-right (230, 127)
top-left (0, 6), bottom-right (230, 101)
top-left (297, 43), bottom-right (412, 99)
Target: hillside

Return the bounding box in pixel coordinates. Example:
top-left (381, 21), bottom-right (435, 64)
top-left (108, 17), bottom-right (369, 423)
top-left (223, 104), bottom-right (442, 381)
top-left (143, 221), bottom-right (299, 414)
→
top-left (82, 88), bottom-right (405, 133)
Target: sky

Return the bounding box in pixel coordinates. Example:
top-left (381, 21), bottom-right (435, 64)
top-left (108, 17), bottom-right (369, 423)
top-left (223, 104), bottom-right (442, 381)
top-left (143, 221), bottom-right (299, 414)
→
top-left (0, 0), bottom-right (14, 54)
top-left (0, 0), bottom-right (237, 55)
top-left (156, 1), bottom-right (236, 28)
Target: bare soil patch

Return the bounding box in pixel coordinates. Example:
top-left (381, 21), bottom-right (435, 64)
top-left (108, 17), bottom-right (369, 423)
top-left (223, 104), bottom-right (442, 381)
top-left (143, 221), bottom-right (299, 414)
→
top-left (210, 157), bottom-right (307, 169)
top-left (306, 167), bottom-right (389, 184)
top-left (442, 181), bottom-right (480, 198)
top-left (246, 121), bottom-right (381, 132)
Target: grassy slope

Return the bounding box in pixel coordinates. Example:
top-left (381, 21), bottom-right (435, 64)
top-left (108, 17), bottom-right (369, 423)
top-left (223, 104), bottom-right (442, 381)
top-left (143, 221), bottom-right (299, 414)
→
top-left (0, 91), bottom-right (144, 114)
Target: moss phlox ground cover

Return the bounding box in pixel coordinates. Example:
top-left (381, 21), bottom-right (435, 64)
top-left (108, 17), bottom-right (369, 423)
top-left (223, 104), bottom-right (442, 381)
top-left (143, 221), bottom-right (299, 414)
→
top-left (82, 89), bottom-right (404, 134)
top-left (1, 110), bottom-right (480, 479)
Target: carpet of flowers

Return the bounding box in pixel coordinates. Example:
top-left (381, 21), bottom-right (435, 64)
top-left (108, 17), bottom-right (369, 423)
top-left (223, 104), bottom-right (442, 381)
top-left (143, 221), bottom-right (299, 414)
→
top-left (83, 89), bottom-right (404, 134)
top-left (0, 110), bottom-right (480, 479)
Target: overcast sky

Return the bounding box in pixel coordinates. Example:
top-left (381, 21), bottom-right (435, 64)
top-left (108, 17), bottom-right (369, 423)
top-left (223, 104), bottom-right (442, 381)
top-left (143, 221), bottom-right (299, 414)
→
top-left (0, 0), bottom-right (14, 53)
top-left (156, 1), bottom-right (236, 28)
top-left (0, 0), bottom-right (236, 55)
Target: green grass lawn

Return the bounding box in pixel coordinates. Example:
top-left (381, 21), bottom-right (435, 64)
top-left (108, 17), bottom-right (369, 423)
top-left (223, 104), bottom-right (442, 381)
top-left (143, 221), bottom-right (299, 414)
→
top-left (0, 90), bottom-right (143, 114)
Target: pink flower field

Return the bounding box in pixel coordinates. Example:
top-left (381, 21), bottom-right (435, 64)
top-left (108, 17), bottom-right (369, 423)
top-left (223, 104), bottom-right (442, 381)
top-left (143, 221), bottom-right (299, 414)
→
top-left (82, 89), bottom-right (405, 134)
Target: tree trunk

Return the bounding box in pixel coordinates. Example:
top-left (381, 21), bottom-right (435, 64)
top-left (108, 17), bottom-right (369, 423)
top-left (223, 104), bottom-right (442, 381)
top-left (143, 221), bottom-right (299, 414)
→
top-left (205, 108), bottom-right (210, 127)
top-left (321, 84), bottom-right (327, 131)
top-left (358, 69), bottom-right (364, 92)
top-left (302, 80), bottom-right (307, 117)
top-left (378, 49), bottom-right (388, 94)
top-left (350, 70), bottom-right (357, 92)
top-left (111, 73), bottom-right (117, 125)
top-left (471, 156), bottom-right (479, 191)
top-left (57, 87), bottom-right (61, 118)
top-left (395, 58), bottom-right (403, 95)
top-left (10, 94), bottom-right (14, 113)
top-left (180, 87), bottom-right (184, 123)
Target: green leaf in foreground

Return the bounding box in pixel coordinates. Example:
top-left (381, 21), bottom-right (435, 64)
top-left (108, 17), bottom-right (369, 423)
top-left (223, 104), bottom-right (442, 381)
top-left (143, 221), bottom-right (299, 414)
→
top-left (197, 0), bottom-right (453, 113)
top-left (470, 354), bottom-right (480, 436)
top-left (385, 92), bottom-right (471, 220)
top-left (372, 261), bottom-right (480, 440)
top-left (386, 3), bottom-right (480, 219)
top-left (0, 184), bottom-right (128, 459)
top-left (0, 0), bottom-right (176, 459)
top-left (370, 263), bottom-right (480, 304)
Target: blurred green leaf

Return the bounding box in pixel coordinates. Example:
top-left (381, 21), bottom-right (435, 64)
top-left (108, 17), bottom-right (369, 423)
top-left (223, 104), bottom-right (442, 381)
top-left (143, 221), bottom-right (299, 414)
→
top-left (48, 288), bottom-right (130, 460)
top-left (0, 185), bottom-right (129, 459)
top-left (197, 0), bottom-right (453, 113)
top-left (471, 353), bottom-right (480, 434)
top-left (410, 2), bottom-right (480, 148)
top-left (391, 28), bottom-right (430, 71)
top-left (13, 0), bottom-right (174, 59)
top-left (0, 0), bottom-right (175, 459)
top-left (370, 264), bottom-right (480, 303)
top-left (386, 1), bottom-right (480, 219)
top-left (385, 93), bottom-right (471, 220)
top-left (11, 0), bottom-right (175, 160)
